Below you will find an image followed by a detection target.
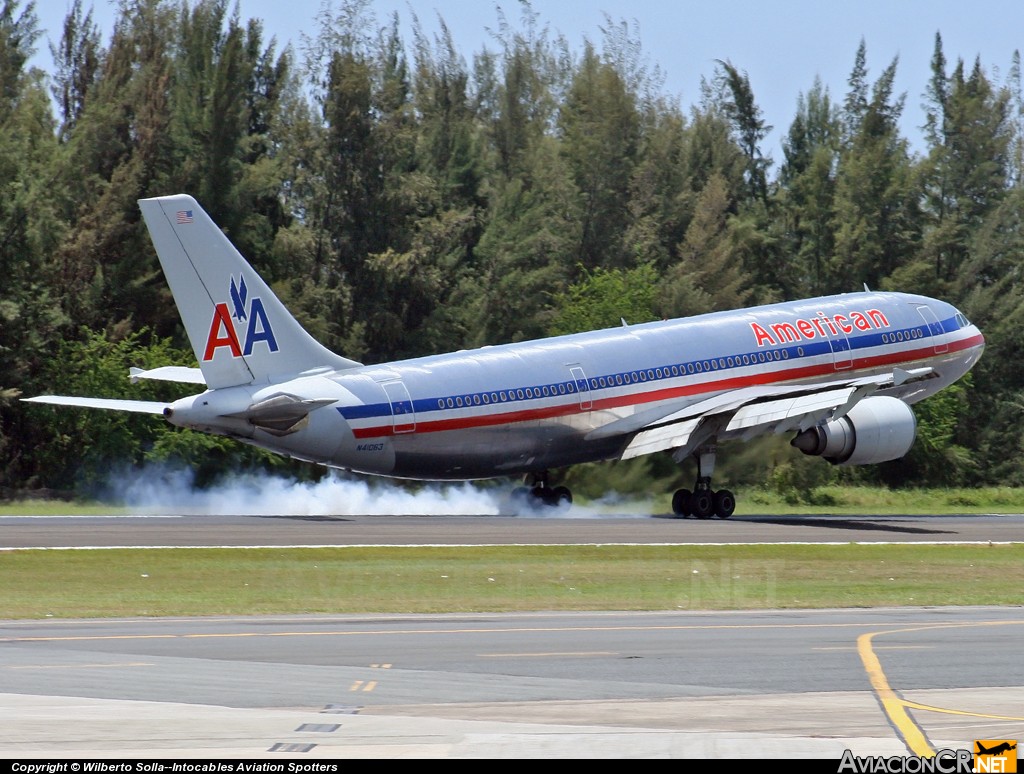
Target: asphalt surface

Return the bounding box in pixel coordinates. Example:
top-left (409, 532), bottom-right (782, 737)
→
top-left (2, 511), bottom-right (1023, 547)
top-left (2, 511), bottom-right (1022, 759)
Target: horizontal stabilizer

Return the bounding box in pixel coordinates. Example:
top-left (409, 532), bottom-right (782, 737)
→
top-left (129, 366), bottom-right (206, 385)
top-left (22, 395), bottom-right (169, 414)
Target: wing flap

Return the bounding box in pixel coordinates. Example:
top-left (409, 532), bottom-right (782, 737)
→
top-left (616, 366), bottom-right (936, 461)
top-left (620, 417), bottom-right (701, 460)
top-left (726, 387), bottom-right (857, 433)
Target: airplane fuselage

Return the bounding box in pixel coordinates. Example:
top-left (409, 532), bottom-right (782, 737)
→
top-left (167, 290), bottom-right (984, 480)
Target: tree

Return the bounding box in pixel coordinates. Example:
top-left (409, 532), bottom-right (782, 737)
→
top-left (464, 136), bottom-right (582, 345)
top-left (919, 38), bottom-right (1011, 286)
top-left (623, 106), bottom-right (690, 271)
top-left (659, 172), bottom-right (753, 318)
top-left (830, 47), bottom-right (919, 292)
top-left (0, 0), bottom-right (70, 492)
top-left (50, 0), bottom-right (102, 140)
top-left (548, 263), bottom-right (659, 335)
top-left (954, 187), bottom-right (1024, 483)
top-left (712, 59), bottom-right (772, 204)
top-left (558, 43), bottom-right (639, 270)
top-left (776, 79), bottom-right (841, 295)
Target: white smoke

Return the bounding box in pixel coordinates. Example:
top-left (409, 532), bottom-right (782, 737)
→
top-left (111, 466), bottom-right (499, 515)
top-left (106, 465), bottom-right (652, 518)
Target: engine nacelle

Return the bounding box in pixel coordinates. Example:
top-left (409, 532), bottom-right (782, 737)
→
top-left (791, 396), bottom-right (917, 466)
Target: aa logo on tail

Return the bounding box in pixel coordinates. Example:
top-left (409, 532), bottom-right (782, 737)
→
top-left (203, 275), bottom-right (279, 361)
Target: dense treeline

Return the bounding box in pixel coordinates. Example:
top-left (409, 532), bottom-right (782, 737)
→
top-left (2, 0), bottom-right (1021, 498)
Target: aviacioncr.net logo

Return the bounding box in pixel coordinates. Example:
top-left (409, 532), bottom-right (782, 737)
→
top-left (974, 740), bottom-right (1017, 773)
top-left (838, 749), bottom-right (973, 773)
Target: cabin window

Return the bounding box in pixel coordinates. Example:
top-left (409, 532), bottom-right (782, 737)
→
top-left (727, 357), bottom-right (734, 367)
top-left (782, 350), bottom-right (789, 359)
top-left (615, 374), bottom-right (623, 385)
top-left (482, 394), bottom-right (490, 404)
top-left (687, 363), bottom-right (694, 374)
top-left (516, 389), bottom-right (524, 400)
top-left (647, 369), bottom-right (655, 380)
top-left (456, 397), bottom-right (463, 407)
top-left (446, 397), bottom-right (454, 408)
top-left (474, 394), bottom-right (481, 405)
top-left (558, 384), bottom-right (566, 394)
top-left (437, 399), bottom-right (444, 409)
top-left (568, 382), bottom-right (575, 392)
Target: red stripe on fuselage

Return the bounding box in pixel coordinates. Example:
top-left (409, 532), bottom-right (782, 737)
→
top-left (349, 333), bottom-right (983, 439)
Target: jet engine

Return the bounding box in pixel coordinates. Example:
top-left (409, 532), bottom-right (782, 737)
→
top-left (791, 396), bottom-right (917, 466)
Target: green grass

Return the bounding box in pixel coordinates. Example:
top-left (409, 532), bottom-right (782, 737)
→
top-left (2, 488), bottom-right (1022, 620)
top-left (1, 544), bottom-right (1021, 619)
top-left (741, 485), bottom-right (1024, 514)
top-left (0, 500), bottom-right (131, 516)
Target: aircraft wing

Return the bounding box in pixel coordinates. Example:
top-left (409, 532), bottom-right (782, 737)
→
top-left (22, 396), bottom-right (170, 414)
top-left (616, 367), bottom-right (935, 461)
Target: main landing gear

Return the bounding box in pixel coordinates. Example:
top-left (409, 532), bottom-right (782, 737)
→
top-left (513, 471), bottom-right (573, 508)
top-left (671, 447), bottom-right (735, 519)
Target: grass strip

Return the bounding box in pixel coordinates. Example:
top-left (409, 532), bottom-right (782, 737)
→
top-left (1, 544), bottom-right (1021, 619)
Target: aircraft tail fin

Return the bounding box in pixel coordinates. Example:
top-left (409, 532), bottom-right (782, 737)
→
top-left (138, 194), bottom-right (362, 389)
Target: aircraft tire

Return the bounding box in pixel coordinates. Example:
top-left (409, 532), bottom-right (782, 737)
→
top-left (531, 485), bottom-right (553, 505)
top-left (691, 490), bottom-right (714, 519)
top-left (671, 488), bottom-right (691, 518)
top-left (713, 489), bottom-right (736, 519)
top-left (551, 485), bottom-right (573, 506)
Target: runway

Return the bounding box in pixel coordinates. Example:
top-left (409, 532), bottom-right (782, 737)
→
top-left (3, 511), bottom-right (1023, 548)
top-left (2, 511), bottom-right (1023, 759)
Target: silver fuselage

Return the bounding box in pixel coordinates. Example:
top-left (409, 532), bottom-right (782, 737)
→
top-left (182, 290), bottom-right (982, 481)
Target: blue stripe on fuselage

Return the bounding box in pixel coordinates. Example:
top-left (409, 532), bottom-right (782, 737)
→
top-left (335, 314), bottom-right (957, 423)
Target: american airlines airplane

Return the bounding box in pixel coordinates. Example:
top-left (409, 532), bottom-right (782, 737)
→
top-left (25, 194), bottom-right (985, 518)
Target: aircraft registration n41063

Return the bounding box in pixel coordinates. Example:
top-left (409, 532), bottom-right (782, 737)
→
top-left (25, 195), bottom-right (985, 518)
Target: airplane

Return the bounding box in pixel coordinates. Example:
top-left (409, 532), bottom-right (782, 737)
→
top-left (24, 194), bottom-right (986, 518)
top-left (975, 742), bottom-right (1016, 756)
